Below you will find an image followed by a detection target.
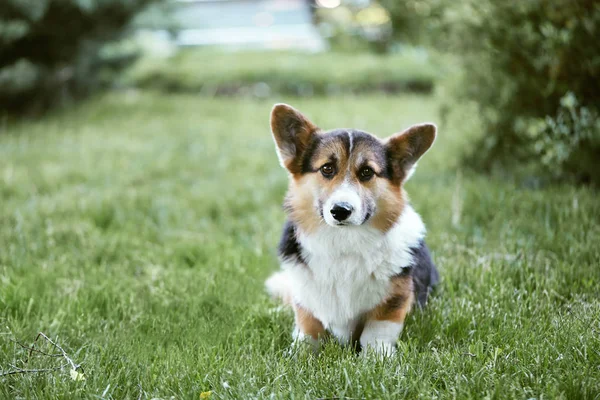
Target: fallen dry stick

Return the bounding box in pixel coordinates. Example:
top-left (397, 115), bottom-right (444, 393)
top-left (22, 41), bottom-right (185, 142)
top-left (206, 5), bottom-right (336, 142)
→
top-left (0, 332), bottom-right (83, 378)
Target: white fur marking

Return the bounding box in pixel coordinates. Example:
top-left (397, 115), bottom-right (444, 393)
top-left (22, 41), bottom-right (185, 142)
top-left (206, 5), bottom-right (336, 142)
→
top-left (360, 320), bottom-right (404, 357)
top-left (404, 163), bottom-right (417, 181)
top-left (330, 319), bottom-right (360, 345)
top-left (348, 130), bottom-right (354, 153)
top-left (289, 327), bottom-right (319, 354)
top-left (265, 271), bottom-right (291, 303)
top-left (276, 205), bottom-right (425, 346)
top-left (323, 182), bottom-right (364, 226)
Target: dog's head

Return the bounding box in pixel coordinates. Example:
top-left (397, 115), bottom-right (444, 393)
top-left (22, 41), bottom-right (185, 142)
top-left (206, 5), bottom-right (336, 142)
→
top-left (270, 103), bottom-right (436, 233)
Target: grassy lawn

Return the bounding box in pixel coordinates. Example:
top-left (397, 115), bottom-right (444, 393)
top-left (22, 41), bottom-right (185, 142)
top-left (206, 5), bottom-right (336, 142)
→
top-left (1, 92), bottom-right (599, 399)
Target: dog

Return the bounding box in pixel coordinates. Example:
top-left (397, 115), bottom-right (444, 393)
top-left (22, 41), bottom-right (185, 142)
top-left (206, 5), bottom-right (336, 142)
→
top-left (265, 103), bottom-right (438, 356)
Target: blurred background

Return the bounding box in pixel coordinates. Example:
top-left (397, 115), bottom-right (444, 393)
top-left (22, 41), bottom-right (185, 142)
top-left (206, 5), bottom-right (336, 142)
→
top-left (0, 0), bottom-right (598, 184)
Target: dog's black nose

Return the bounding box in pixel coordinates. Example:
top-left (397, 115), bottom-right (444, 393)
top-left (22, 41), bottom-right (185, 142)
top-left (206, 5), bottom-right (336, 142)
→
top-left (330, 203), bottom-right (353, 222)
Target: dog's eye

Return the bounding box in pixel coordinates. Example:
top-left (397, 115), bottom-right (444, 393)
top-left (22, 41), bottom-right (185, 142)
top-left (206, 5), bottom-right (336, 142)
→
top-left (359, 166), bottom-right (375, 181)
top-left (320, 163), bottom-right (335, 178)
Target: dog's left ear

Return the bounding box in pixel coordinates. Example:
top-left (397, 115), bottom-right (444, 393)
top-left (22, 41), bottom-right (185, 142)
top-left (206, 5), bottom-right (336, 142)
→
top-left (270, 103), bottom-right (319, 173)
top-left (385, 123), bottom-right (436, 183)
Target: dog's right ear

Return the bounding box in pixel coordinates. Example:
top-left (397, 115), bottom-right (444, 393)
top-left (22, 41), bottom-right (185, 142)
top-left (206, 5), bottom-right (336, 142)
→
top-left (270, 103), bottom-right (318, 173)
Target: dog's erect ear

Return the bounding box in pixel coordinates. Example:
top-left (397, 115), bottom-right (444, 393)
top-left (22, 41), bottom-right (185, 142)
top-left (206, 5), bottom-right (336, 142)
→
top-left (270, 103), bottom-right (318, 172)
top-left (385, 123), bottom-right (436, 183)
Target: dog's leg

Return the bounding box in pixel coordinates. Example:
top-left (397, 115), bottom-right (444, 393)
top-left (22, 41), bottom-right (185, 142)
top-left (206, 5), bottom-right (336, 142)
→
top-left (360, 275), bottom-right (414, 357)
top-left (330, 318), bottom-right (360, 346)
top-left (291, 304), bottom-right (326, 352)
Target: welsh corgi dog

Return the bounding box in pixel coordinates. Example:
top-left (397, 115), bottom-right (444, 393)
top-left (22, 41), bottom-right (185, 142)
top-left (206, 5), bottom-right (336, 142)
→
top-left (265, 104), bottom-right (439, 356)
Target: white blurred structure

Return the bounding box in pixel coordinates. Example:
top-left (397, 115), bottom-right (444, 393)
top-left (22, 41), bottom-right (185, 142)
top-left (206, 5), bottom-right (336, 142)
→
top-left (156, 0), bottom-right (326, 51)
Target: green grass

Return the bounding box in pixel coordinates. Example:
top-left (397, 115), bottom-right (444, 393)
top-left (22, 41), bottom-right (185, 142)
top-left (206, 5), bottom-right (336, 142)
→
top-left (1, 92), bottom-right (599, 399)
top-left (125, 50), bottom-right (438, 95)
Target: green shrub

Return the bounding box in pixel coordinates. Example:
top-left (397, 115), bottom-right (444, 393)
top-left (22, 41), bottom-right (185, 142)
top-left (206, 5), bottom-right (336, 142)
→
top-left (314, 2), bottom-right (393, 53)
top-left (0, 0), bottom-right (157, 115)
top-left (378, 0), bottom-right (445, 45)
top-left (125, 49), bottom-right (438, 96)
top-left (528, 93), bottom-right (600, 184)
top-left (381, 0), bottom-right (600, 185)
top-left (455, 1), bottom-right (600, 185)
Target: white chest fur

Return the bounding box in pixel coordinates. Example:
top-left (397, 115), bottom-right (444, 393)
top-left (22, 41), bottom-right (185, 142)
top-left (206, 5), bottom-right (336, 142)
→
top-left (285, 206), bottom-right (425, 338)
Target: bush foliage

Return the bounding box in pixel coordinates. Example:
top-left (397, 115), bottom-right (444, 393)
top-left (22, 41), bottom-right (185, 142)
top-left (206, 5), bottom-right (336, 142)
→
top-left (126, 50), bottom-right (438, 96)
top-left (0, 0), bottom-right (156, 115)
top-left (381, 0), bottom-right (600, 185)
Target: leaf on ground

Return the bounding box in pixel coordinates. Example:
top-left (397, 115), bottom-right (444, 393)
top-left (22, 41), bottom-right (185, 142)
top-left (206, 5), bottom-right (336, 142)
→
top-left (70, 369), bottom-right (86, 381)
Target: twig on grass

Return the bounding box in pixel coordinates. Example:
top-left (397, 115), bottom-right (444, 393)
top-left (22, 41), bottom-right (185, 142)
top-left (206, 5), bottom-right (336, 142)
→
top-left (9, 338), bottom-right (62, 358)
top-left (33, 332), bottom-right (83, 373)
top-left (1, 332), bottom-right (83, 379)
top-left (316, 397), bottom-right (360, 400)
top-left (0, 365), bottom-right (65, 377)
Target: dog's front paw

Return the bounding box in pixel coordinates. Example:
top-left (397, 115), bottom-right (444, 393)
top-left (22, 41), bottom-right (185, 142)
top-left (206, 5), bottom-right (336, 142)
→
top-left (285, 330), bottom-right (319, 357)
top-left (360, 341), bottom-right (397, 358)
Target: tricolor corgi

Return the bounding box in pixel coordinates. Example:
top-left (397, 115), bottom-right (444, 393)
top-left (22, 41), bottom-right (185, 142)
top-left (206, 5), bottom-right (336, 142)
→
top-left (265, 104), bottom-right (438, 356)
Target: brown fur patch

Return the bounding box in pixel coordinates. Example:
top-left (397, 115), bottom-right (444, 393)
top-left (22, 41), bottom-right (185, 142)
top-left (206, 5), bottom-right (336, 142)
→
top-left (294, 304), bottom-right (326, 340)
top-left (385, 124), bottom-right (436, 185)
top-left (270, 104), bottom-right (319, 175)
top-left (369, 274), bottom-right (415, 323)
top-left (310, 139), bottom-right (349, 173)
top-left (369, 183), bottom-right (406, 233)
top-left (286, 176), bottom-right (322, 234)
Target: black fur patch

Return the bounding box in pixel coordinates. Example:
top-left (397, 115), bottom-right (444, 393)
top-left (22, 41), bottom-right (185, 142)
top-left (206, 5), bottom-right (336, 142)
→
top-left (300, 129), bottom-right (391, 176)
top-left (406, 240), bottom-right (439, 307)
top-left (350, 130), bottom-right (383, 149)
top-left (384, 147), bottom-right (398, 182)
top-left (300, 135), bottom-right (321, 173)
top-left (278, 220), bottom-right (306, 264)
